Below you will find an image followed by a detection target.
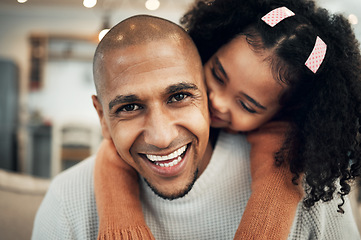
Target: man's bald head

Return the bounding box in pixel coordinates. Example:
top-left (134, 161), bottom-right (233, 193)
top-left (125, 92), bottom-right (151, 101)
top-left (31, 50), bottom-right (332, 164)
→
top-left (93, 15), bottom-right (201, 99)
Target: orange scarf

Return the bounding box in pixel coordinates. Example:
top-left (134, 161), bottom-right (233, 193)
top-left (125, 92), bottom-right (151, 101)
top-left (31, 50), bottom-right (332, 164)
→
top-left (94, 121), bottom-right (303, 239)
top-left (94, 139), bottom-right (154, 239)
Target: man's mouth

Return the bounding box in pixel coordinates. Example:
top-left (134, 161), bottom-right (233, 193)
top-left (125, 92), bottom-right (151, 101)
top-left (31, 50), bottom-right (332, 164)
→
top-left (145, 145), bottom-right (188, 168)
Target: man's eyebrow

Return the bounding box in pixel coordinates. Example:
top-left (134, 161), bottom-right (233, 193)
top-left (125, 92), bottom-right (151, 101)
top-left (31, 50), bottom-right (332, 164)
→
top-left (165, 82), bottom-right (199, 94)
top-left (242, 93), bottom-right (267, 110)
top-left (214, 56), bottom-right (228, 80)
top-left (108, 83), bottom-right (199, 111)
top-left (108, 94), bottom-right (140, 111)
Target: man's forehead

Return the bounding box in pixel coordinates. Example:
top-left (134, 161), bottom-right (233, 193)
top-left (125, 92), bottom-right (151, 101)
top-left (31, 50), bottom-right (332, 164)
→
top-left (105, 39), bottom-right (188, 63)
top-left (101, 39), bottom-right (203, 94)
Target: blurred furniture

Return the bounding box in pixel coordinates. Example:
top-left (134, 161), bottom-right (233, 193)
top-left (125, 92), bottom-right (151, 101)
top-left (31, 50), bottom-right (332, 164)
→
top-left (0, 59), bottom-right (18, 171)
top-left (51, 121), bottom-right (101, 177)
top-left (25, 123), bottom-right (52, 178)
top-left (29, 34), bottom-right (97, 90)
top-left (0, 168), bottom-right (50, 240)
top-left (29, 35), bottom-right (47, 90)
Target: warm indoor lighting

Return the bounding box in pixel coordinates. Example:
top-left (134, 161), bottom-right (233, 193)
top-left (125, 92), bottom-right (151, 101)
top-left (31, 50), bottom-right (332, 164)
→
top-left (98, 15), bottom-right (111, 41)
top-left (348, 14), bottom-right (358, 25)
top-left (83, 0), bottom-right (97, 8)
top-left (145, 0), bottom-right (160, 11)
top-left (17, 0), bottom-right (28, 3)
top-left (98, 29), bottom-right (110, 41)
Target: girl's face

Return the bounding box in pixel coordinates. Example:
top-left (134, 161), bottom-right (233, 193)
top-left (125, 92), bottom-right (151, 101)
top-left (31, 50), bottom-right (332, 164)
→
top-left (204, 36), bottom-right (286, 133)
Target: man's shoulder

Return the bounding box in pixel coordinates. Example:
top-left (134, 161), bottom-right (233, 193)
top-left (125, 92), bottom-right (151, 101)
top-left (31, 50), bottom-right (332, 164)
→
top-left (32, 156), bottom-right (98, 239)
top-left (49, 155), bottom-right (95, 199)
top-left (45, 155), bottom-right (97, 225)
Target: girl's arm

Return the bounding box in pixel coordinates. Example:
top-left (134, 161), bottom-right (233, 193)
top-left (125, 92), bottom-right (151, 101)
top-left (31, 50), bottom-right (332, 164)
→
top-left (94, 139), bottom-right (155, 240)
top-left (234, 121), bottom-right (303, 239)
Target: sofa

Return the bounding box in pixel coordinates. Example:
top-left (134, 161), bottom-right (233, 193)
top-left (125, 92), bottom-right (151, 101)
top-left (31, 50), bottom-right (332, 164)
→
top-left (0, 169), bottom-right (50, 240)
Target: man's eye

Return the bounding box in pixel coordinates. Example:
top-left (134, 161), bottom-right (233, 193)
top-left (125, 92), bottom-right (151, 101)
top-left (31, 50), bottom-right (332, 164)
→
top-left (168, 93), bottom-right (189, 103)
top-left (119, 104), bottom-right (141, 112)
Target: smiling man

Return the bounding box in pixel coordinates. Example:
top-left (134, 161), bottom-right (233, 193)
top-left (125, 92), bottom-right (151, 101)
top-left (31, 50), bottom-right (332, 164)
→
top-left (91, 15), bottom-right (211, 200)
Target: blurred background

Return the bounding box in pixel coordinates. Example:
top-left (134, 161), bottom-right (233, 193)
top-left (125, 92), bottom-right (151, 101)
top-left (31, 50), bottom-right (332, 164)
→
top-left (0, 0), bottom-right (360, 239)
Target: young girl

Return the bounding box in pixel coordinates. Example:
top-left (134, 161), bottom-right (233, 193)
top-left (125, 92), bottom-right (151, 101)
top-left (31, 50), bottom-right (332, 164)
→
top-left (94, 0), bottom-right (361, 239)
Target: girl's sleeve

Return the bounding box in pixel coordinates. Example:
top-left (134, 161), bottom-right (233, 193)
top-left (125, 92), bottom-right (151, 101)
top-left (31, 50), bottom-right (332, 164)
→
top-left (234, 121), bottom-right (304, 240)
top-left (94, 139), bottom-right (155, 240)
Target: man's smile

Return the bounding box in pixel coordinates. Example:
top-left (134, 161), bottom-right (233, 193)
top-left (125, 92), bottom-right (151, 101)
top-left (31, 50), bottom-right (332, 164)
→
top-left (139, 144), bottom-right (188, 168)
top-left (146, 145), bottom-right (187, 167)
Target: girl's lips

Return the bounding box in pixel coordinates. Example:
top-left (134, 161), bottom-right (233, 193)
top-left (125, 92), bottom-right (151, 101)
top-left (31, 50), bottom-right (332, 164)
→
top-left (210, 111), bottom-right (227, 124)
top-left (211, 114), bottom-right (223, 122)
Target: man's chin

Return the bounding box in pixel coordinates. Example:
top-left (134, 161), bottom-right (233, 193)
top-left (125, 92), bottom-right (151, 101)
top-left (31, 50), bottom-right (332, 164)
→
top-left (144, 169), bottom-right (198, 200)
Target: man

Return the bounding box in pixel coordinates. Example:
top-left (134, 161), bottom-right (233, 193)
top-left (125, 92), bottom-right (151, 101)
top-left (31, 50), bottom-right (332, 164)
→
top-left (32, 15), bottom-right (360, 240)
top-left (32, 14), bottom-right (216, 239)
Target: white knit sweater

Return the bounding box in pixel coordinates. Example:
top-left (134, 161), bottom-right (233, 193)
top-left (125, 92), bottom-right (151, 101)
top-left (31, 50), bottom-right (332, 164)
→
top-left (32, 131), bottom-right (360, 240)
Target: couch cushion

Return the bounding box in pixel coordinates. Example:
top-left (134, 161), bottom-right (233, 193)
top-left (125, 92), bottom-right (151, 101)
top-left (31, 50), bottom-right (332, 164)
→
top-left (0, 169), bottom-right (50, 240)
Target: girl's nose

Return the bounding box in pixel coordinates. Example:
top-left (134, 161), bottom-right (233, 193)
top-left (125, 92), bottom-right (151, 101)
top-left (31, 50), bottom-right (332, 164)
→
top-left (208, 91), bottom-right (228, 114)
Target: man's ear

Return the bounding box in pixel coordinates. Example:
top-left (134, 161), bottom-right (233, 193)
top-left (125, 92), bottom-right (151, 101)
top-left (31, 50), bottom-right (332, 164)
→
top-left (92, 95), bottom-right (111, 139)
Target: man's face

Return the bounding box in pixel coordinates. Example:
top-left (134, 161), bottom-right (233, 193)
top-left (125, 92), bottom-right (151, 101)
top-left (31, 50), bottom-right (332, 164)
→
top-left (93, 40), bottom-right (210, 199)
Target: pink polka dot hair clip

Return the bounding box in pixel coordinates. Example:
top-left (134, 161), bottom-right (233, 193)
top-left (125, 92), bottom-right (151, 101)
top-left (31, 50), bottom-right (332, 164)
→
top-left (261, 6), bottom-right (327, 73)
top-left (304, 36), bottom-right (327, 73)
top-left (261, 6), bottom-right (295, 27)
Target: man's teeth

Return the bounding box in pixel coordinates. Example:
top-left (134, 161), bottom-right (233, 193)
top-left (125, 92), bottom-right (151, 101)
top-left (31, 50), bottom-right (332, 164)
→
top-left (146, 145), bottom-right (187, 165)
top-left (155, 156), bottom-right (182, 168)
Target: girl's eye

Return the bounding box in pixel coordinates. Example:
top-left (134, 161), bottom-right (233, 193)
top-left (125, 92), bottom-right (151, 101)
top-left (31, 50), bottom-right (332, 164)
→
top-left (118, 104), bottom-right (141, 112)
top-left (240, 101), bottom-right (257, 114)
top-left (211, 67), bottom-right (225, 85)
top-left (168, 93), bottom-right (189, 103)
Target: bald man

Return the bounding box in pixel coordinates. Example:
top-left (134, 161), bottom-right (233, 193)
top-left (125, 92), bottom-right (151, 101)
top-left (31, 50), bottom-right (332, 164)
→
top-left (92, 15), bottom-right (210, 201)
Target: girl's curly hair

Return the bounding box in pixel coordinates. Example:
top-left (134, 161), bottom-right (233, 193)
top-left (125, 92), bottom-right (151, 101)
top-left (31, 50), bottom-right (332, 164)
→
top-left (181, 0), bottom-right (361, 212)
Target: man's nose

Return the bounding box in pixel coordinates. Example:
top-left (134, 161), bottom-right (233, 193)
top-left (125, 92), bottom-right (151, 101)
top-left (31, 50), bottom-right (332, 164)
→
top-left (143, 106), bottom-right (178, 149)
top-left (208, 91), bottom-right (228, 114)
